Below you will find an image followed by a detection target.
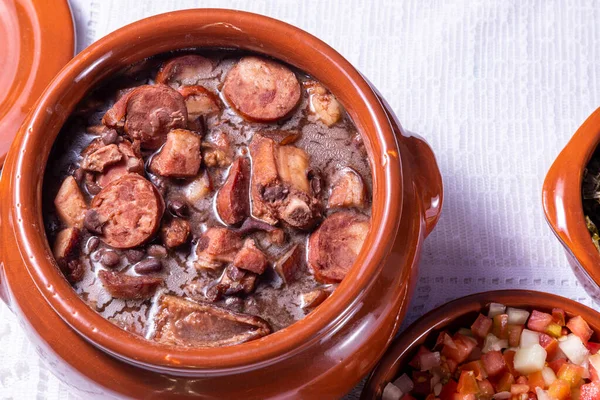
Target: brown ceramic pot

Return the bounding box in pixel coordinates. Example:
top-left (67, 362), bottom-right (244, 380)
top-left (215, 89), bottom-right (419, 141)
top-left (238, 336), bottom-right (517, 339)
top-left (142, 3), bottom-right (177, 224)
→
top-left (361, 290), bottom-right (600, 399)
top-left (0, 9), bottom-right (443, 399)
top-left (543, 108), bottom-right (600, 304)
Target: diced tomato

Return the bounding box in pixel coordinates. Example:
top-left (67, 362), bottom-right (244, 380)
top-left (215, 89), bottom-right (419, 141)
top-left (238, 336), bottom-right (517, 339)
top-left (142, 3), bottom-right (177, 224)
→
top-left (567, 316), bottom-right (594, 344)
top-left (547, 379), bottom-right (572, 400)
top-left (457, 370), bottom-right (480, 394)
top-left (492, 314), bottom-right (509, 340)
top-left (539, 333), bottom-right (559, 359)
top-left (528, 371), bottom-right (546, 390)
top-left (442, 334), bottom-right (477, 364)
top-left (561, 327), bottom-right (569, 336)
top-left (511, 383), bottom-right (530, 394)
top-left (461, 360), bottom-right (488, 380)
top-left (446, 358), bottom-right (459, 374)
top-left (411, 371), bottom-right (432, 397)
top-left (557, 363), bottom-right (585, 387)
top-left (587, 342), bottom-right (600, 355)
top-left (548, 358), bottom-right (568, 375)
top-left (552, 308), bottom-right (566, 326)
top-left (494, 372), bottom-right (515, 393)
top-left (424, 395), bottom-right (436, 400)
top-left (409, 345), bottom-right (432, 369)
top-left (508, 324), bottom-right (524, 347)
top-left (437, 331), bottom-right (457, 351)
top-left (528, 310), bottom-right (554, 333)
top-left (471, 314), bottom-right (493, 338)
top-left (439, 380), bottom-right (458, 400)
top-left (580, 381), bottom-right (600, 400)
top-left (478, 379), bottom-right (495, 396)
top-left (503, 350), bottom-right (517, 375)
top-left (481, 350), bottom-right (507, 377)
top-left (451, 394), bottom-right (476, 400)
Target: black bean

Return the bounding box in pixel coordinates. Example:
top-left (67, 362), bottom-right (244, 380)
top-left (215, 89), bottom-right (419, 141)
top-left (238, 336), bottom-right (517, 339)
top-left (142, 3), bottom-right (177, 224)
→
top-left (100, 250), bottom-right (120, 268)
top-left (147, 244), bottom-right (167, 258)
top-left (125, 249), bottom-right (145, 263)
top-left (167, 199), bottom-right (188, 218)
top-left (91, 248), bottom-right (103, 262)
top-left (134, 258), bottom-right (162, 274)
top-left (83, 209), bottom-right (105, 234)
top-left (73, 168), bottom-right (85, 184)
top-left (85, 236), bottom-right (100, 254)
top-left (101, 129), bottom-right (118, 145)
top-left (85, 180), bottom-right (101, 195)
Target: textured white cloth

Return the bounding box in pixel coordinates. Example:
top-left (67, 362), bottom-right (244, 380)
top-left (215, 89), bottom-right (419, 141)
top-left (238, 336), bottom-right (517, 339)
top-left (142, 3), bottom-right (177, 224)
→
top-left (2, 0), bottom-right (599, 398)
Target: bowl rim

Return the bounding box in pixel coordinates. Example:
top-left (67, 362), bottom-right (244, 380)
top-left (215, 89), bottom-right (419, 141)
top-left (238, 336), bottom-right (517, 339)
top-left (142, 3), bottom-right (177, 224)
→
top-left (361, 289), bottom-right (600, 399)
top-left (542, 107), bottom-right (600, 293)
top-left (7, 9), bottom-right (405, 371)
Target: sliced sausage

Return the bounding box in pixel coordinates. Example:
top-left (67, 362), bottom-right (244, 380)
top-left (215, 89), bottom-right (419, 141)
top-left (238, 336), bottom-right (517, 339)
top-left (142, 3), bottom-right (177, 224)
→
top-left (155, 55), bottom-right (216, 87)
top-left (103, 85), bottom-right (188, 149)
top-left (195, 227), bottom-right (243, 270)
top-left (149, 129), bottom-right (202, 178)
top-left (327, 168), bottom-right (367, 209)
top-left (54, 176), bottom-right (88, 228)
top-left (160, 217), bottom-right (190, 249)
top-left (184, 170), bottom-right (213, 203)
top-left (308, 211), bottom-right (370, 283)
top-left (53, 227), bottom-right (83, 283)
top-left (233, 239), bottom-right (268, 275)
top-left (152, 295), bottom-right (270, 347)
top-left (91, 174), bottom-right (164, 249)
top-left (301, 289), bottom-right (329, 309)
top-left (216, 157), bottom-right (250, 225)
top-left (304, 80), bottom-right (342, 126)
top-left (223, 56), bottom-right (301, 122)
top-left (98, 270), bottom-right (162, 300)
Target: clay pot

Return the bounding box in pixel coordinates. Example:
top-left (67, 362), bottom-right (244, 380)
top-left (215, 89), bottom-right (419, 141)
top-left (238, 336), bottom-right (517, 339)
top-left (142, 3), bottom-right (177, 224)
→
top-left (361, 290), bottom-right (600, 399)
top-left (0, 10), bottom-right (443, 399)
top-left (543, 108), bottom-right (600, 304)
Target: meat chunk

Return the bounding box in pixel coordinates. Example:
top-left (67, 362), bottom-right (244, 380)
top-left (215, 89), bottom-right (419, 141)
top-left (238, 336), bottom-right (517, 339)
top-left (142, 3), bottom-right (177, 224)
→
top-left (233, 239), bottom-right (268, 274)
top-left (222, 56), bottom-right (301, 122)
top-left (184, 170), bottom-right (213, 203)
top-left (179, 85), bottom-right (221, 118)
top-left (215, 157), bottom-right (250, 225)
top-left (160, 218), bottom-right (190, 249)
top-left (274, 244), bottom-right (303, 284)
top-left (52, 227), bottom-right (83, 283)
top-left (98, 270), bottom-right (162, 300)
top-left (149, 129), bottom-right (202, 178)
top-left (155, 55), bottom-right (216, 87)
top-left (152, 295), bottom-right (270, 347)
top-left (304, 80), bottom-right (342, 126)
top-left (327, 168), bottom-right (367, 209)
top-left (202, 131), bottom-right (233, 168)
top-left (205, 265), bottom-right (258, 301)
top-left (308, 211), bottom-right (370, 283)
top-left (249, 134), bottom-right (321, 229)
top-left (91, 174), bottom-right (164, 249)
top-left (80, 144), bottom-right (123, 172)
top-left (103, 84), bottom-right (187, 149)
top-left (195, 227), bottom-right (243, 270)
top-left (54, 176), bottom-right (88, 228)
top-left (301, 289), bottom-right (329, 309)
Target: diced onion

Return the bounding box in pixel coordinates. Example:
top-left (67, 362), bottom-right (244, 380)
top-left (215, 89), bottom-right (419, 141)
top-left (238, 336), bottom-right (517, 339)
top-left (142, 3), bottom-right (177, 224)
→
top-left (420, 352), bottom-right (441, 371)
top-left (514, 344), bottom-right (547, 374)
top-left (520, 329), bottom-right (541, 348)
top-left (392, 373), bottom-right (414, 395)
top-left (558, 334), bottom-right (590, 365)
top-left (493, 392), bottom-right (511, 399)
top-left (507, 307), bottom-right (530, 325)
top-left (541, 367), bottom-right (557, 386)
top-left (382, 383), bottom-right (403, 400)
top-left (488, 303), bottom-right (507, 318)
top-left (433, 382), bottom-right (442, 396)
top-left (590, 353), bottom-right (600, 377)
top-left (536, 387), bottom-right (553, 400)
top-left (482, 333), bottom-right (509, 353)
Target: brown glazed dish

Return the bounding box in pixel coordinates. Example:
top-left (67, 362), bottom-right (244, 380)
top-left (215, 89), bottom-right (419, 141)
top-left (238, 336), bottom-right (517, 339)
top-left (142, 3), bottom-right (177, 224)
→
top-left (543, 108), bottom-right (600, 304)
top-left (361, 290), bottom-right (600, 399)
top-left (0, 9), bottom-right (443, 399)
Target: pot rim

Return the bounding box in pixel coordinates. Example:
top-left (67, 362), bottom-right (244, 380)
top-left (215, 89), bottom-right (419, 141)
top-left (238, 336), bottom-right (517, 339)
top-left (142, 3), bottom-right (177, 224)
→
top-left (6, 9), bottom-right (404, 372)
top-left (361, 289), bottom-right (600, 399)
top-left (542, 107), bottom-right (600, 294)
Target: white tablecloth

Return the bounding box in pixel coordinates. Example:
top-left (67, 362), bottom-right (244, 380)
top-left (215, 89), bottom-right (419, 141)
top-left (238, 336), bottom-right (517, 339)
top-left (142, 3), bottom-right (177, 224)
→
top-left (2, 0), bottom-right (599, 398)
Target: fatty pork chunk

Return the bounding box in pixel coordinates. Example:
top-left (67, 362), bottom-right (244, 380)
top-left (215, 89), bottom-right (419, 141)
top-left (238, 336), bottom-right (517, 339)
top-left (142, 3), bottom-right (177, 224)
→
top-left (248, 133), bottom-right (321, 230)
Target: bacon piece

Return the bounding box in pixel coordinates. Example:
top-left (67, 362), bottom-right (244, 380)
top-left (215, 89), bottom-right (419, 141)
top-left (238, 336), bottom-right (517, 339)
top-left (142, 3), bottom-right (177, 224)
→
top-left (184, 170), bottom-right (213, 203)
top-left (80, 144), bottom-right (123, 173)
top-left (274, 244), bottom-right (303, 284)
top-left (151, 295), bottom-right (270, 347)
top-left (304, 80), bottom-right (342, 126)
top-left (98, 270), bottom-right (162, 300)
top-left (160, 217), bottom-right (191, 249)
top-left (301, 289), bottom-right (330, 309)
top-left (233, 239), bottom-right (268, 275)
top-left (205, 265), bottom-right (258, 301)
top-left (52, 227), bottom-right (83, 283)
top-left (327, 168), bottom-right (367, 209)
top-left (54, 176), bottom-right (88, 228)
top-left (216, 157), bottom-right (250, 225)
top-left (149, 129), bottom-right (202, 178)
top-left (195, 227), bottom-right (243, 270)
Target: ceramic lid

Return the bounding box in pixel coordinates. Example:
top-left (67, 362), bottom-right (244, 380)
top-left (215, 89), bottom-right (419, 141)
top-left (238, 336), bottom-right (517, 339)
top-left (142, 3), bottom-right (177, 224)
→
top-left (0, 0), bottom-right (74, 166)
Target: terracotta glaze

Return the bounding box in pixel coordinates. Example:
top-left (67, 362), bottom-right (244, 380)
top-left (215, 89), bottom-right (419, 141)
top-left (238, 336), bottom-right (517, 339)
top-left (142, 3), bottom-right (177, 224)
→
top-left (0, 0), bottom-right (74, 167)
top-left (543, 108), bottom-right (600, 304)
top-left (0, 10), bottom-right (443, 398)
top-left (361, 290), bottom-right (600, 399)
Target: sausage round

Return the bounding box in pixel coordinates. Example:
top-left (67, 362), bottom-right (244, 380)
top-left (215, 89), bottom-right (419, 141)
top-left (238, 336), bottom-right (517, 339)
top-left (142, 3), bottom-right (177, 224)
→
top-left (155, 55), bottom-right (216, 86)
top-left (307, 211), bottom-right (370, 283)
top-left (222, 56), bottom-right (301, 122)
top-left (91, 173), bottom-right (164, 249)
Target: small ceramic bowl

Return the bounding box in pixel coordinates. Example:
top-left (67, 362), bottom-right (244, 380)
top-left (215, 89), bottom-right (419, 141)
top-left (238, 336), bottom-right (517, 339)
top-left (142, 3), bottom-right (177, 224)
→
top-left (543, 108), bottom-right (600, 304)
top-left (0, 9), bottom-right (443, 399)
top-left (361, 290), bottom-right (600, 399)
